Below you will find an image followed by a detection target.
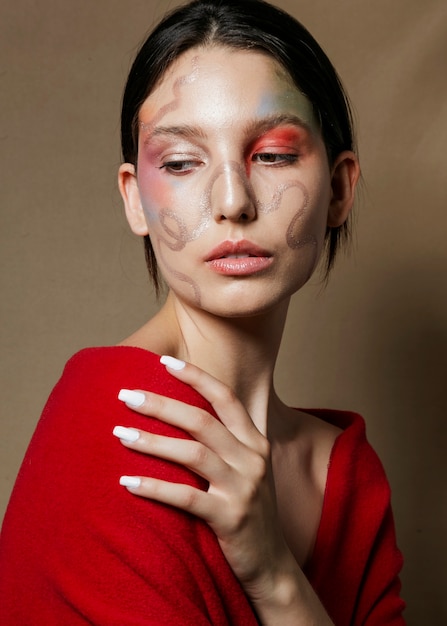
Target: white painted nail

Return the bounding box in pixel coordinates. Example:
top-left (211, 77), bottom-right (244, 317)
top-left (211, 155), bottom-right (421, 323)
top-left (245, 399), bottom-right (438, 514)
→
top-left (113, 426), bottom-right (140, 443)
top-left (118, 389), bottom-right (145, 407)
top-left (160, 355), bottom-right (186, 371)
top-left (119, 476), bottom-right (141, 489)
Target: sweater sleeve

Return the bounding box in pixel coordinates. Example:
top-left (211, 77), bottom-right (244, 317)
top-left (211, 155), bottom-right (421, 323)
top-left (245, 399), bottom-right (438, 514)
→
top-left (0, 348), bottom-right (258, 626)
top-left (304, 411), bottom-right (406, 625)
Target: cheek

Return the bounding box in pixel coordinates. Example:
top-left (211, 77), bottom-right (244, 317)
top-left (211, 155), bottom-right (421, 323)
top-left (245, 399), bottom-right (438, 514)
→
top-left (136, 156), bottom-right (212, 252)
top-left (137, 160), bottom-right (172, 223)
top-left (261, 175), bottom-right (330, 253)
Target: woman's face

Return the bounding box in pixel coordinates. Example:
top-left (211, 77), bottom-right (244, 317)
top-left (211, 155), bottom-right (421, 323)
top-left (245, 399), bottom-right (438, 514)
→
top-left (121, 46), bottom-right (350, 317)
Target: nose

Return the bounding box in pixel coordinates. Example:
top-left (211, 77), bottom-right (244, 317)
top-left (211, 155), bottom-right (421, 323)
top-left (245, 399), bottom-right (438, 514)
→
top-left (209, 162), bottom-right (256, 222)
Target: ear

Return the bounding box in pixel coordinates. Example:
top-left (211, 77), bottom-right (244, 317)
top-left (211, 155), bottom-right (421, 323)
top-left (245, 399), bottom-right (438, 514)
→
top-left (118, 163), bottom-right (149, 236)
top-left (327, 151), bottom-right (360, 227)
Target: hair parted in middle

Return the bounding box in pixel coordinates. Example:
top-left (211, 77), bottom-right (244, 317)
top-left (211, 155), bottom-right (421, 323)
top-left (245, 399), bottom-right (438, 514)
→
top-left (121, 0), bottom-right (357, 293)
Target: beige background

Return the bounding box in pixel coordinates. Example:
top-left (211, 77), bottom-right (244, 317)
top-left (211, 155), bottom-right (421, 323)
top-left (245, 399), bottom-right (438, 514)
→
top-left (1, 0), bottom-right (446, 623)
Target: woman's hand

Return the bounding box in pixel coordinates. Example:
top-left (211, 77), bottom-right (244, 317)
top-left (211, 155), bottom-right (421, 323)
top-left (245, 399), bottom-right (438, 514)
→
top-left (113, 355), bottom-right (294, 596)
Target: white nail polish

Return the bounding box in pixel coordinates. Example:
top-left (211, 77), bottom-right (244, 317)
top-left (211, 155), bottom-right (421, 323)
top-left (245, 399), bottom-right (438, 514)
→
top-left (118, 389), bottom-right (145, 407)
top-left (113, 426), bottom-right (140, 443)
top-left (119, 476), bottom-right (141, 489)
top-left (160, 355), bottom-right (186, 371)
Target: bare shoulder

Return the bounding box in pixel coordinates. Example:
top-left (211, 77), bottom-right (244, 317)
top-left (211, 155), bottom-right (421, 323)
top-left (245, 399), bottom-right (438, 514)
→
top-left (117, 309), bottom-right (178, 356)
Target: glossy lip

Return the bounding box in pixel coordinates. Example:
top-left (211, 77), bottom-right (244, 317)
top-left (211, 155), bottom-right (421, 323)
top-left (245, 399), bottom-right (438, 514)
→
top-left (205, 239), bottom-right (271, 261)
top-left (205, 240), bottom-right (273, 276)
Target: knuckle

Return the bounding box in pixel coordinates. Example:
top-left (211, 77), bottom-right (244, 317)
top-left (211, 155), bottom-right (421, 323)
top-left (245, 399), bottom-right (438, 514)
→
top-left (257, 436), bottom-right (271, 461)
top-left (230, 505), bottom-right (248, 531)
top-left (179, 485), bottom-right (199, 511)
top-left (189, 408), bottom-right (212, 435)
top-left (187, 441), bottom-right (208, 467)
top-left (251, 453), bottom-right (268, 482)
top-left (231, 471), bottom-right (264, 519)
top-left (220, 386), bottom-right (238, 406)
top-left (227, 493), bottom-right (253, 532)
top-left (211, 384), bottom-right (238, 412)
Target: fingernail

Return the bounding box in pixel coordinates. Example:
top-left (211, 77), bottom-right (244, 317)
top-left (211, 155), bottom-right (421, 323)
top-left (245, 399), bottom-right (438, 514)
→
top-left (160, 355), bottom-right (186, 371)
top-left (113, 426), bottom-right (140, 443)
top-left (118, 389), bottom-right (145, 407)
top-left (119, 476), bottom-right (141, 489)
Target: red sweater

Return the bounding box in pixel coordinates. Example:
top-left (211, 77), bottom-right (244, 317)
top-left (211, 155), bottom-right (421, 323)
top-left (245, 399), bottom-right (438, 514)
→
top-left (0, 347), bottom-right (405, 624)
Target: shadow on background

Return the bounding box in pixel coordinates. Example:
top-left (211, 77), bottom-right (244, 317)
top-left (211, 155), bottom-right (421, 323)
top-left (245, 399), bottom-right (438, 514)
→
top-left (365, 264), bottom-right (447, 625)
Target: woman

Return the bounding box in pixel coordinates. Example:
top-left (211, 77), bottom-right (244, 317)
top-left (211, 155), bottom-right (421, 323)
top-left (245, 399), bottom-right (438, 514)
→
top-left (0, 1), bottom-right (405, 624)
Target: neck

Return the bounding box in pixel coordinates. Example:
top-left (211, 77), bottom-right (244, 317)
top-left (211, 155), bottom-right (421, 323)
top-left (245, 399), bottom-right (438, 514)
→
top-left (147, 291), bottom-right (290, 433)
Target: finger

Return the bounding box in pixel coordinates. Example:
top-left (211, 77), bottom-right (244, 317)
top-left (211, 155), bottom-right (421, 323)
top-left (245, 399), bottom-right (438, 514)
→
top-left (113, 425), bottom-right (232, 485)
top-left (159, 356), bottom-right (267, 449)
top-left (118, 388), bottom-right (248, 461)
top-left (119, 474), bottom-right (216, 521)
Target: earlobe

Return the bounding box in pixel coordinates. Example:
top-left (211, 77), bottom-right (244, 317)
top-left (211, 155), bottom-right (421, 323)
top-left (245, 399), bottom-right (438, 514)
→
top-left (118, 163), bottom-right (149, 236)
top-left (327, 151), bottom-right (360, 227)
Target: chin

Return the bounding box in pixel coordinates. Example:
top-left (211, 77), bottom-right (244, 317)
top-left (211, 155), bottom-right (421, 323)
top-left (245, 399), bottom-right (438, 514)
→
top-left (199, 288), bottom-right (293, 320)
top-left (167, 268), bottom-right (314, 319)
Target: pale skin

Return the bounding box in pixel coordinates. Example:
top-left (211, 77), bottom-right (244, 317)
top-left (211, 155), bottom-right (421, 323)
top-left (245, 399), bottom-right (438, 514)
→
top-left (117, 45), bottom-right (360, 624)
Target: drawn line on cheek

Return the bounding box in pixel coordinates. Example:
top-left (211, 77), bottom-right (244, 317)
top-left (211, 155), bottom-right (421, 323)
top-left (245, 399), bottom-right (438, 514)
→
top-left (258, 180), bottom-right (304, 214)
top-left (281, 181), bottom-right (318, 250)
top-left (157, 161), bottom-right (256, 246)
top-left (159, 208), bottom-right (188, 250)
top-left (157, 203), bottom-right (212, 248)
top-left (157, 242), bottom-right (202, 306)
top-left (287, 229), bottom-right (317, 250)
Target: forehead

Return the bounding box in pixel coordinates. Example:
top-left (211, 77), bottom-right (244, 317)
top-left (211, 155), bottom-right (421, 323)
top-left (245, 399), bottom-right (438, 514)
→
top-left (139, 46), bottom-right (316, 130)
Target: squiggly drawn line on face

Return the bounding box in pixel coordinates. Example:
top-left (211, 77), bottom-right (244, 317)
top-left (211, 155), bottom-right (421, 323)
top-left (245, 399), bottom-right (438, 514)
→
top-left (158, 208), bottom-right (190, 251)
top-left (140, 58), bottom-right (316, 255)
top-left (157, 241), bottom-right (202, 306)
top-left (156, 192), bottom-right (212, 251)
top-left (139, 58), bottom-right (200, 138)
top-left (140, 59), bottom-right (206, 252)
top-left (258, 181), bottom-right (300, 215)
top-left (199, 159), bottom-right (257, 218)
top-left (283, 181), bottom-right (317, 249)
top-left (157, 161), bottom-right (257, 251)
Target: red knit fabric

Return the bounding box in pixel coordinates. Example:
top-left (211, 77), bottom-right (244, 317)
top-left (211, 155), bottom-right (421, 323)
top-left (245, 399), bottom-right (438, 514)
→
top-left (0, 347), bottom-right (405, 624)
top-left (303, 411), bottom-right (405, 624)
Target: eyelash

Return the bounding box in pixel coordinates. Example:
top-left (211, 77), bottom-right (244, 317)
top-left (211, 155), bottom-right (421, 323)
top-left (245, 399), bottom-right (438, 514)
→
top-left (252, 152), bottom-right (298, 166)
top-left (158, 151), bottom-right (298, 175)
top-left (159, 160), bottom-right (202, 174)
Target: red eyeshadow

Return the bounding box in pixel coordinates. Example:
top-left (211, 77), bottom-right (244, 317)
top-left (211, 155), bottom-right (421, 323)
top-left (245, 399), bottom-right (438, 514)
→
top-left (251, 127), bottom-right (303, 150)
top-left (245, 126), bottom-right (303, 174)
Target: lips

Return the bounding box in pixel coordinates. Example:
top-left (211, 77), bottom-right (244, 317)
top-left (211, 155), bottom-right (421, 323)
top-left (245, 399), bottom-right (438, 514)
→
top-left (205, 240), bottom-right (273, 275)
top-left (205, 240), bottom-right (271, 261)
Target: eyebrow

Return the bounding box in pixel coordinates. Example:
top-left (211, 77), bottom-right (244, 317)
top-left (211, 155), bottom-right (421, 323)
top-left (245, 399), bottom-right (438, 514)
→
top-left (141, 124), bottom-right (208, 144)
top-left (141, 113), bottom-right (313, 145)
top-left (243, 113), bottom-right (314, 138)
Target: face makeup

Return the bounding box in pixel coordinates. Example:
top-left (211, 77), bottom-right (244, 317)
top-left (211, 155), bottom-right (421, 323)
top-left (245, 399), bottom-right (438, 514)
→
top-left (132, 46), bottom-right (333, 316)
top-left (157, 245), bottom-right (202, 305)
